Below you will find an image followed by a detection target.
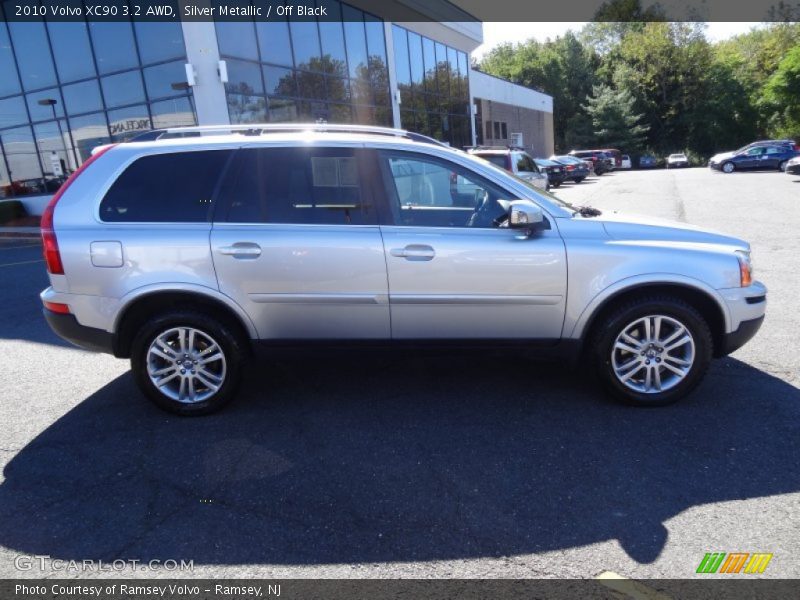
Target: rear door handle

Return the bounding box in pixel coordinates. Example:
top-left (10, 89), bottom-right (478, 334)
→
top-left (390, 244), bottom-right (435, 261)
top-left (219, 242), bottom-right (262, 258)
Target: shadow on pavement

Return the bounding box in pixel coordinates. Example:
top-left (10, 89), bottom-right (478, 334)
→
top-left (1, 352), bottom-right (798, 566)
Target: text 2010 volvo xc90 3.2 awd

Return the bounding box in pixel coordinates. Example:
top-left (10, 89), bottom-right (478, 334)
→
top-left (40, 124), bottom-right (766, 415)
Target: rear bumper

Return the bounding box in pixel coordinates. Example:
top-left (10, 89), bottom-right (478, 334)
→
top-left (718, 315), bottom-right (764, 356)
top-left (43, 308), bottom-right (114, 354)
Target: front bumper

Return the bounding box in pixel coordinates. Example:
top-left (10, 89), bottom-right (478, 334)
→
top-left (719, 315), bottom-right (765, 356)
top-left (43, 308), bottom-right (114, 353)
top-left (786, 163), bottom-right (800, 175)
top-left (716, 281), bottom-right (767, 356)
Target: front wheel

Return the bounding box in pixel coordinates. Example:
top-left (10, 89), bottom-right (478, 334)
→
top-left (590, 297), bottom-right (713, 406)
top-left (131, 311), bottom-right (246, 415)
top-left (722, 162), bottom-right (735, 174)
top-left (552, 181), bottom-right (561, 188)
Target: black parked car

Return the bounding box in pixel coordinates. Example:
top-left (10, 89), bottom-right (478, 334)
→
top-left (568, 150), bottom-right (612, 175)
top-left (550, 155), bottom-right (591, 182)
top-left (534, 158), bottom-right (568, 187)
top-left (709, 144), bottom-right (800, 173)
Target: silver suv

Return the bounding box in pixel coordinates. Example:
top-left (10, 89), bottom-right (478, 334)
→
top-left (40, 124), bottom-right (766, 415)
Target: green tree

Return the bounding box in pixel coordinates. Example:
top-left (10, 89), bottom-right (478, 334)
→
top-left (478, 32), bottom-right (598, 152)
top-left (761, 45), bottom-right (800, 138)
top-left (583, 84), bottom-right (649, 150)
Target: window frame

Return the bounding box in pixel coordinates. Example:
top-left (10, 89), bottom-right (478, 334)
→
top-left (373, 148), bottom-right (521, 230)
top-left (97, 148), bottom-right (236, 224)
top-left (213, 145), bottom-right (379, 227)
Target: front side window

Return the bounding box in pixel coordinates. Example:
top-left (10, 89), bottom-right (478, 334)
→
top-left (100, 150), bottom-right (232, 222)
top-left (379, 151), bottom-right (511, 228)
top-left (220, 147), bottom-right (372, 226)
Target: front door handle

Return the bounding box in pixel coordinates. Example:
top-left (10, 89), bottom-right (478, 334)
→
top-left (390, 244), bottom-right (435, 261)
top-left (219, 242), bottom-right (262, 259)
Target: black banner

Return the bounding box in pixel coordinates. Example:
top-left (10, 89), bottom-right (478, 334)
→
top-left (3, 579), bottom-right (800, 600)
top-left (0, 0), bottom-right (798, 23)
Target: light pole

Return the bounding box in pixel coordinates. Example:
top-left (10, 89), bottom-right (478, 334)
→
top-left (37, 98), bottom-right (69, 176)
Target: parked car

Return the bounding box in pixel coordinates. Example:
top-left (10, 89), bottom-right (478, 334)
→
top-left (708, 139), bottom-right (798, 169)
top-left (551, 155), bottom-right (591, 183)
top-left (600, 148), bottom-right (623, 169)
top-left (534, 158), bottom-right (567, 187)
top-left (639, 155), bottom-right (658, 169)
top-left (709, 144), bottom-right (800, 173)
top-left (467, 146), bottom-right (549, 190)
top-left (785, 156), bottom-right (800, 176)
top-left (569, 150), bottom-right (612, 175)
top-left (667, 153), bottom-right (689, 168)
top-left (41, 123), bottom-right (766, 414)
top-left (620, 155), bottom-right (632, 169)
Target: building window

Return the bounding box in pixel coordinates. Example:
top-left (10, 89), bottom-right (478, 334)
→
top-left (215, 0), bottom-right (391, 128)
top-left (392, 25), bottom-right (471, 149)
top-left (0, 1), bottom-right (195, 206)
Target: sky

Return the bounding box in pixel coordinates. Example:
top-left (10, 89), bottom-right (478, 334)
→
top-left (472, 22), bottom-right (765, 60)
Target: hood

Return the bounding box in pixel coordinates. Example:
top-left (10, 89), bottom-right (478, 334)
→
top-left (596, 211), bottom-right (748, 249)
top-left (710, 151), bottom-right (735, 162)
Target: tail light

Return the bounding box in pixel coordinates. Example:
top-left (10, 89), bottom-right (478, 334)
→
top-left (43, 301), bottom-right (70, 314)
top-left (566, 164), bottom-right (575, 171)
top-left (41, 144), bottom-right (116, 275)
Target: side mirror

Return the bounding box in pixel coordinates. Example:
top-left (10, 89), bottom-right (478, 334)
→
top-left (507, 199), bottom-right (545, 234)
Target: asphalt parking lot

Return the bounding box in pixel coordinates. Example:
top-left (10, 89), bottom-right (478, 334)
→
top-left (0, 168), bottom-right (798, 580)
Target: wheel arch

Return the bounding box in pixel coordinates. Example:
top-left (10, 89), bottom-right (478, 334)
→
top-left (571, 278), bottom-right (730, 358)
top-left (112, 285), bottom-right (257, 358)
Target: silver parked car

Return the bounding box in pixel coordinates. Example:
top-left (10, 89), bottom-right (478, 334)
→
top-left (41, 124), bottom-right (766, 415)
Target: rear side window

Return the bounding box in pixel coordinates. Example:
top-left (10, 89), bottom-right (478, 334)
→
top-left (219, 147), bottom-right (373, 225)
top-left (476, 154), bottom-right (507, 169)
top-left (100, 150), bottom-right (232, 222)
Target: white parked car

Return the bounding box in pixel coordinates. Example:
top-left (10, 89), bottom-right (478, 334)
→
top-left (621, 155), bottom-right (632, 169)
top-left (667, 153), bottom-right (689, 168)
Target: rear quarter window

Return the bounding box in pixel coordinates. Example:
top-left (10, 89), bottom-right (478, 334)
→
top-left (99, 150), bottom-right (232, 222)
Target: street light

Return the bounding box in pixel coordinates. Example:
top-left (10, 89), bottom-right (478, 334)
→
top-left (37, 98), bottom-right (69, 177)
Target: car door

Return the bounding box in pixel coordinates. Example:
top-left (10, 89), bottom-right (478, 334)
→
top-left (738, 147), bottom-right (764, 169)
top-left (211, 145), bottom-right (390, 340)
top-left (373, 149), bottom-right (567, 341)
top-left (761, 146), bottom-right (783, 169)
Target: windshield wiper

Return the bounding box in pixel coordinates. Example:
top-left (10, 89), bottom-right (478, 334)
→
top-left (575, 205), bottom-right (602, 217)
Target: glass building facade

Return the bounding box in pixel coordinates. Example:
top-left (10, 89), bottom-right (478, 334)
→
top-left (0, 1), bottom-right (194, 200)
top-left (392, 24), bottom-right (471, 149)
top-left (0, 3), bottom-right (480, 212)
top-left (214, 0), bottom-right (391, 127)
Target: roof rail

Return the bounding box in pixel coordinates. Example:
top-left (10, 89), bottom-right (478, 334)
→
top-left (127, 123), bottom-right (449, 147)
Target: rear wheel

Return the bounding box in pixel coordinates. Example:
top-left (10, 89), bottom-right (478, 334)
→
top-left (722, 162), bottom-right (735, 174)
top-left (573, 176), bottom-right (585, 183)
top-left (590, 296), bottom-right (713, 406)
top-left (131, 311), bottom-right (246, 415)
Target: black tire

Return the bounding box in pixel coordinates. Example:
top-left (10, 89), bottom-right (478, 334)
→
top-left (589, 296), bottom-right (713, 407)
top-left (130, 310), bottom-right (247, 415)
top-left (552, 181), bottom-right (561, 188)
top-left (573, 177), bottom-right (585, 183)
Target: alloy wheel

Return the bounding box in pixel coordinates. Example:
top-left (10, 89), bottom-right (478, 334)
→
top-left (610, 315), bottom-right (695, 394)
top-left (146, 327), bottom-right (227, 403)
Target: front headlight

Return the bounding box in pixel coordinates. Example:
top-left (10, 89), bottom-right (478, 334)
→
top-left (736, 250), bottom-right (753, 286)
